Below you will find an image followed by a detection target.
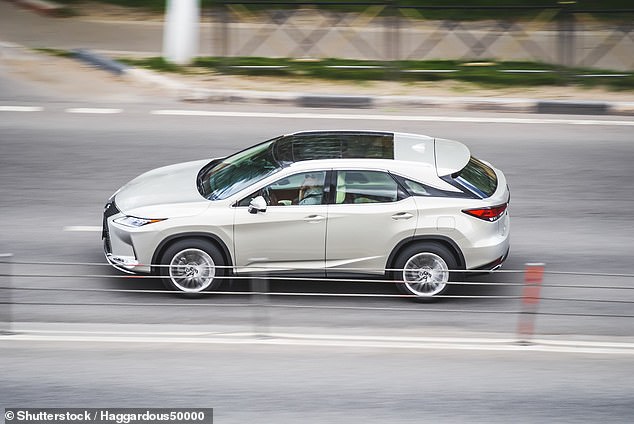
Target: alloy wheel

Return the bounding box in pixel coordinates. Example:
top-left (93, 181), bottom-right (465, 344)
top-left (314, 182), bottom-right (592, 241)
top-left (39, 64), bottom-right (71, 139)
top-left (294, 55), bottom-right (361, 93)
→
top-left (168, 248), bottom-right (216, 292)
top-left (402, 252), bottom-right (449, 297)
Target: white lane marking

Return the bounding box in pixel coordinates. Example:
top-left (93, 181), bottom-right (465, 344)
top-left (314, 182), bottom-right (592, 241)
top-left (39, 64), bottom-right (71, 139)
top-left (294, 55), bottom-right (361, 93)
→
top-left (0, 106), bottom-right (43, 112)
top-left (4, 333), bottom-right (634, 355)
top-left (64, 226), bottom-right (102, 232)
top-left (150, 110), bottom-right (634, 126)
top-left (65, 108), bottom-right (123, 114)
top-left (2, 105), bottom-right (631, 127)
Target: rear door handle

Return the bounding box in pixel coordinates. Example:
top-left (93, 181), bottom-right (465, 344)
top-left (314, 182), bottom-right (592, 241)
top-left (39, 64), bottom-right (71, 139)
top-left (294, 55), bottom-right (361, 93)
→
top-left (304, 215), bottom-right (325, 223)
top-left (392, 212), bottom-right (414, 220)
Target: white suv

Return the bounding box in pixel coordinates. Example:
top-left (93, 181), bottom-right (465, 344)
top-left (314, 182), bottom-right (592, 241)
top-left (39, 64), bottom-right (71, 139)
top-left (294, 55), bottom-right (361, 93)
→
top-left (103, 130), bottom-right (510, 298)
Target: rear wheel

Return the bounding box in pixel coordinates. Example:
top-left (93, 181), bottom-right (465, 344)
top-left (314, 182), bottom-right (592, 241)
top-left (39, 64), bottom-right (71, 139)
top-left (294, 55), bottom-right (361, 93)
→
top-left (393, 243), bottom-right (457, 299)
top-left (160, 239), bottom-right (225, 294)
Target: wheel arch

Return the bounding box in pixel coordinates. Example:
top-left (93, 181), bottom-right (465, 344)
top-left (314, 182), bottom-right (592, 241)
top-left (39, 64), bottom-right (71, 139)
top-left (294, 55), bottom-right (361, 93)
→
top-left (386, 236), bottom-right (466, 274)
top-left (151, 232), bottom-right (234, 275)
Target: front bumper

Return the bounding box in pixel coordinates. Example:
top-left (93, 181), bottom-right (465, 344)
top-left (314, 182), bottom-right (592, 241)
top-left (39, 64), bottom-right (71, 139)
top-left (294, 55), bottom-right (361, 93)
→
top-left (102, 199), bottom-right (120, 255)
top-left (102, 199), bottom-right (149, 274)
top-left (104, 251), bottom-right (140, 274)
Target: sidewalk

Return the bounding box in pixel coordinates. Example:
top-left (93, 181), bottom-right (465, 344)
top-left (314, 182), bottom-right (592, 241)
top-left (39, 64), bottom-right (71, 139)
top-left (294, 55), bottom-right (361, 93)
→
top-left (4, 42), bottom-right (633, 115)
top-left (1, 0), bottom-right (633, 114)
top-left (147, 69), bottom-right (634, 114)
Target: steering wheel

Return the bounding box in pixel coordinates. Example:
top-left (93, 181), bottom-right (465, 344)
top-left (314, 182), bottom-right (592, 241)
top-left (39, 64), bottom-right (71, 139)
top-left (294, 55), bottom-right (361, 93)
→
top-left (263, 186), bottom-right (277, 205)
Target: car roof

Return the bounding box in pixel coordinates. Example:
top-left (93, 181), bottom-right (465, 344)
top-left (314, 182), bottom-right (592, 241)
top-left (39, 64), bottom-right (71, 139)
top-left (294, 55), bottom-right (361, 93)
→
top-left (278, 130), bottom-right (470, 177)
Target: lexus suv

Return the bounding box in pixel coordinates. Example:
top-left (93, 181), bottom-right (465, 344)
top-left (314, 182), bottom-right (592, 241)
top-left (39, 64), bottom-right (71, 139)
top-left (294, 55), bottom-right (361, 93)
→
top-left (103, 130), bottom-right (510, 298)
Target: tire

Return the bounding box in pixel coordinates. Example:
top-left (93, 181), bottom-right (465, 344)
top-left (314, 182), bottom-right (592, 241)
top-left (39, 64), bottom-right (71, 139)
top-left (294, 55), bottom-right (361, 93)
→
top-left (159, 239), bottom-right (225, 294)
top-left (392, 242), bottom-right (458, 299)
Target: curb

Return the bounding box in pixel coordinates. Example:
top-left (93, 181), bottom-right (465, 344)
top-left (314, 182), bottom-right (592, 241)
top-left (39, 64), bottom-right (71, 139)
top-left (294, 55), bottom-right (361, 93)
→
top-left (179, 87), bottom-right (633, 115)
top-left (298, 95), bottom-right (374, 108)
top-left (6, 0), bottom-right (69, 16)
top-left (64, 49), bottom-right (634, 116)
top-left (4, 328), bottom-right (634, 355)
top-left (536, 100), bottom-right (614, 115)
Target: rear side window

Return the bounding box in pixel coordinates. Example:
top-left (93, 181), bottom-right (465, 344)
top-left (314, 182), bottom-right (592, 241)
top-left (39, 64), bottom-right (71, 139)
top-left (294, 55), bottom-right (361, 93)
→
top-left (335, 170), bottom-right (407, 204)
top-left (453, 157), bottom-right (498, 198)
top-left (396, 176), bottom-right (471, 198)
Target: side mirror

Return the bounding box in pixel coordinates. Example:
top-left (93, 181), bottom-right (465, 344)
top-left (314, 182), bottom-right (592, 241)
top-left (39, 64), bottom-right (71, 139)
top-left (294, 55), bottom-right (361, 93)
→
top-left (248, 196), bottom-right (268, 214)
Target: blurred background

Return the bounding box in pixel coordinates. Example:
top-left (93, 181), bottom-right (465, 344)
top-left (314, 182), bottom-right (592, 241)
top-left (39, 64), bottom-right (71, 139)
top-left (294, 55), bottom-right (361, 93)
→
top-left (1, 1), bottom-right (634, 423)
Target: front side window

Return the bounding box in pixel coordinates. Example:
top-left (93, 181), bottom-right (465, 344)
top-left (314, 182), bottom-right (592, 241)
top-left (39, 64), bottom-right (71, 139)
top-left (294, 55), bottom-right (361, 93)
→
top-left (335, 170), bottom-right (406, 204)
top-left (198, 138), bottom-right (282, 200)
top-left (238, 171), bottom-right (327, 207)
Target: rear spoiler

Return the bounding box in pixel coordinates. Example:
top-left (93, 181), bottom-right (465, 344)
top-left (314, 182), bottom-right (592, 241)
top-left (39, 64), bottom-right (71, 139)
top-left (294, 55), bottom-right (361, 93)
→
top-left (434, 138), bottom-right (471, 177)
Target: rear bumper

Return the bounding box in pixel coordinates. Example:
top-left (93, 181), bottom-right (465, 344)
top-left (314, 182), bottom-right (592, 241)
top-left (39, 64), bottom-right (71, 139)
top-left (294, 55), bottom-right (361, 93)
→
top-left (473, 247), bottom-right (509, 271)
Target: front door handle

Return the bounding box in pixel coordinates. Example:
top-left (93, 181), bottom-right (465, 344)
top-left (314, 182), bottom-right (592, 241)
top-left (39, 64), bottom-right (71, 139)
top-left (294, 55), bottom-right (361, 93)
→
top-left (392, 212), bottom-right (414, 220)
top-left (304, 215), bottom-right (325, 223)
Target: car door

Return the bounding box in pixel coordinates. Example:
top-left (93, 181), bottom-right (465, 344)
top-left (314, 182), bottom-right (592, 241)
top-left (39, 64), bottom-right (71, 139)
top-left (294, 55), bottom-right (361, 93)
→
top-left (233, 170), bottom-right (329, 273)
top-left (325, 170), bottom-right (418, 274)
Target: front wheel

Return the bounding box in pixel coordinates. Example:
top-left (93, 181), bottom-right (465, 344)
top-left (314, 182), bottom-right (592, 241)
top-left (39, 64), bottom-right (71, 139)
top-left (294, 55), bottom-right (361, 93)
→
top-left (393, 243), bottom-right (458, 299)
top-left (160, 239), bottom-right (225, 294)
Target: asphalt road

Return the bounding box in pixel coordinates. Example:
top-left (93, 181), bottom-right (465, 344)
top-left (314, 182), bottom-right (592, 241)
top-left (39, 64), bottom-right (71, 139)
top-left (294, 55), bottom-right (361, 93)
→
top-left (1, 70), bottom-right (633, 340)
top-left (2, 340), bottom-right (634, 424)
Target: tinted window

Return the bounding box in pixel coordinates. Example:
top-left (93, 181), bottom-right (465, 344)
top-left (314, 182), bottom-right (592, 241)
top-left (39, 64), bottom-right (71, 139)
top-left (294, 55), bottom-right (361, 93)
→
top-left (402, 179), bottom-right (443, 197)
top-left (397, 176), bottom-right (471, 198)
top-left (274, 133), bottom-right (394, 163)
top-left (455, 157), bottom-right (498, 198)
top-left (335, 170), bottom-right (405, 204)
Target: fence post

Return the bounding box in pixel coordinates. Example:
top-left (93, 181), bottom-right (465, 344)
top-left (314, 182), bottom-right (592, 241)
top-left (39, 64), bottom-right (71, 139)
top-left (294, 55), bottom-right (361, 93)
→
top-left (211, 2), bottom-right (230, 75)
top-left (217, 3), bottom-right (229, 58)
top-left (0, 253), bottom-right (14, 335)
top-left (384, 0), bottom-right (401, 80)
top-left (250, 264), bottom-right (270, 339)
top-left (517, 263), bottom-right (545, 345)
top-left (557, 2), bottom-right (576, 69)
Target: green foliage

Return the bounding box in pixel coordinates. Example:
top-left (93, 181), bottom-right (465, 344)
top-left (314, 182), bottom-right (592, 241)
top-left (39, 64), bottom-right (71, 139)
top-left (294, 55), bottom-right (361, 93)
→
top-left (33, 48), bottom-right (75, 58)
top-left (117, 57), bottom-right (186, 73)
top-left (124, 56), bottom-right (634, 90)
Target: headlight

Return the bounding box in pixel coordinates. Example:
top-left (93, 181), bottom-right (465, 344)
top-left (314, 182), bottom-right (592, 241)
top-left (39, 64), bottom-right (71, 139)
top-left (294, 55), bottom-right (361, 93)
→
top-left (113, 216), bottom-right (166, 228)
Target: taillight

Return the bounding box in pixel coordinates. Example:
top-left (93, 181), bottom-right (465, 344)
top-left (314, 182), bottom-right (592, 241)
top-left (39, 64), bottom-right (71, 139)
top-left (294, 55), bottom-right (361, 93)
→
top-left (462, 203), bottom-right (507, 222)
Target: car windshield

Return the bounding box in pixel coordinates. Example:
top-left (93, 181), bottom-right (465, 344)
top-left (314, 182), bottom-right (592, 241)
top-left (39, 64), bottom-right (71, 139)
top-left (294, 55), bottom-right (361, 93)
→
top-left (198, 138), bottom-right (282, 200)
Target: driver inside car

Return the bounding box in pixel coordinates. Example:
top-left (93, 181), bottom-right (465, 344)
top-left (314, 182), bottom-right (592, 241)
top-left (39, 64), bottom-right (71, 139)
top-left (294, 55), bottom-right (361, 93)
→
top-left (298, 173), bottom-right (324, 205)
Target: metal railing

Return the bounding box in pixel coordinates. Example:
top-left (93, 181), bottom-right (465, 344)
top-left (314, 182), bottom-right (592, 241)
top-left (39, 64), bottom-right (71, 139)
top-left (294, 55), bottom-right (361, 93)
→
top-left (205, 2), bottom-right (634, 71)
top-left (2, 256), bottom-right (634, 343)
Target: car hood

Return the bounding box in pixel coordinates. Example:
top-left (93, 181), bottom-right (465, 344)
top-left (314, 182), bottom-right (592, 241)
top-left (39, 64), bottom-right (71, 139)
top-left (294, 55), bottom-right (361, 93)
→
top-left (114, 159), bottom-right (210, 218)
